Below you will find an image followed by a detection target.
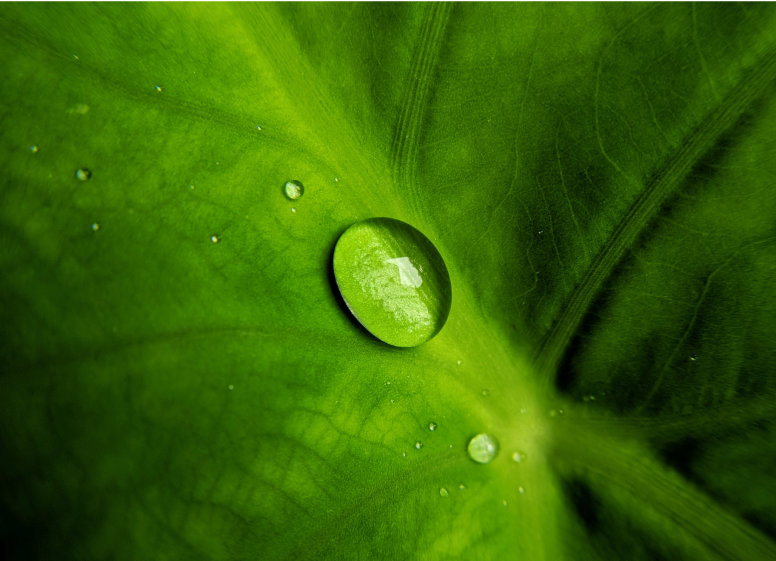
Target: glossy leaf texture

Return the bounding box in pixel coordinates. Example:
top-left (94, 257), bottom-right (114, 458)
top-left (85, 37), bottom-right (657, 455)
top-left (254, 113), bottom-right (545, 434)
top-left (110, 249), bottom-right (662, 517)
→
top-left (2, 3), bottom-right (776, 560)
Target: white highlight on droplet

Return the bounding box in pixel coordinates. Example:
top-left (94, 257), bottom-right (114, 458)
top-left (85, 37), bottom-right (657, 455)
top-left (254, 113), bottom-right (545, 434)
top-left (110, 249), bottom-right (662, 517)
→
top-left (386, 257), bottom-right (422, 288)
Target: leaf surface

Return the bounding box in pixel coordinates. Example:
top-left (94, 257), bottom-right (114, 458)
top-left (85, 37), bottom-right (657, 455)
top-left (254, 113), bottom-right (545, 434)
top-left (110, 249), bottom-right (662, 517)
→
top-left (2, 3), bottom-right (776, 560)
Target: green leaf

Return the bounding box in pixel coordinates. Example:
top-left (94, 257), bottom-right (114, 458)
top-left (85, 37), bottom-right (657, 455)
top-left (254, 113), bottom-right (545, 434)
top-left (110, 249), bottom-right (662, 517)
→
top-left (2, 3), bottom-right (776, 560)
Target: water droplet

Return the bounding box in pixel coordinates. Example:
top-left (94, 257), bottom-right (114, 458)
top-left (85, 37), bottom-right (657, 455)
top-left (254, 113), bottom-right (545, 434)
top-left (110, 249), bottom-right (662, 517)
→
top-left (68, 103), bottom-right (89, 115)
top-left (402, 452), bottom-right (407, 457)
top-left (428, 422), bottom-right (437, 431)
top-left (332, 218), bottom-right (452, 347)
top-left (284, 180), bottom-right (305, 200)
top-left (76, 168), bottom-right (91, 181)
top-left (415, 441), bottom-right (422, 450)
top-left (334, 177), bottom-right (339, 182)
top-left (228, 384), bottom-right (233, 390)
top-left (210, 235), bottom-right (220, 243)
top-left (559, 409), bottom-right (565, 415)
top-left (291, 208), bottom-right (296, 213)
top-left (690, 355), bottom-right (698, 362)
top-left (503, 500), bottom-right (508, 507)
top-left (72, 54), bottom-right (79, 59)
top-left (457, 360), bottom-right (462, 365)
top-left (482, 389), bottom-right (490, 396)
top-left (512, 451), bottom-right (526, 463)
top-left (390, 399), bottom-right (394, 403)
top-left (467, 433), bottom-right (499, 464)
top-left (155, 85), bottom-right (162, 92)
top-left (449, 444), bottom-right (453, 448)
top-left (439, 488), bottom-right (448, 497)
top-left (256, 125), bottom-right (262, 131)
top-left (459, 484), bottom-right (466, 490)
top-left (519, 486), bottom-right (525, 494)
top-left (91, 223), bottom-right (100, 231)
top-left (589, 395), bottom-right (596, 401)
top-left (189, 185), bottom-right (194, 190)
top-left (30, 145), bottom-right (39, 153)
top-left (386, 381), bottom-right (391, 385)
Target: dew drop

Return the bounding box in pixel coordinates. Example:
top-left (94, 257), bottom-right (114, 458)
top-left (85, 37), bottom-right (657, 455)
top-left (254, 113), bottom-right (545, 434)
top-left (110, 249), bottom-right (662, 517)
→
top-left (439, 488), bottom-right (448, 497)
top-left (690, 355), bottom-right (698, 362)
top-left (519, 486), bottom-right (525, 494)
top-left (428, 422), bottom-right (437, 431)
top-left (72, 54), bottom-right (79, 59)
top-left (332, 217), bottom-right (452, 347)
top-left (334, 177), bottom-right (339, 182)
top-left (91, 223), bottom-right (100, 231)
top-left (482, 389), bottom-right (490, 397)
top-left (589, 395), bottom-right (595, 401)
top-left (402, 452), bottom-right (407, 457)
top-left (390, 399), bottom-right (394, 403)
top-left (155, 85), bottom-right (162, 92)
top-left (189, 185), bottom-right (194, 190)
top-left (30, 145), bottom-right (39, 153)
top-left (503, 500), bottom-right (508, 507)
top-left (228, 384), bottom-right (233, 390)
top-left (415, 441), bottom-right (422, 450)
top-left (284, 180), bottom-right (305, 200)
top-left (559, 409), bottom-right (565, 415)
top-left (291, 208), bottom-right (296, 213)
top-left (457, 360), bottom-right (462, 365)
top-left (459, 484), bottom-right (466, 491)
top-left (512, 451), bottom-right (526, 463)
top-left (257, 125), bottom-right (262, 131)
top-left (449, 444), bottom-right (453, 448)
top-left (210, 235), bottom-right (220, 243)
top-left (76, 168), bottom-right (91, 181)
top-left (467, 433), bottom-right (499, 464)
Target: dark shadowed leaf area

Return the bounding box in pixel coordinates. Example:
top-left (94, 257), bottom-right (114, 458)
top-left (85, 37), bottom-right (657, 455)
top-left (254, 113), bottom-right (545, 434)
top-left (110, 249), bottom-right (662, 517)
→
top-left (2, 3), bottom-right (776, 560)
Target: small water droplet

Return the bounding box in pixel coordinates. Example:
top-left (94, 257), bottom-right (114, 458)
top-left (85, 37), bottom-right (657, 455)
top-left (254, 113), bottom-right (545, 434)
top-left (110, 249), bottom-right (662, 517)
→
top-left (690, 355), bottom-right (698, 362)
top-left (72, 54), bottom-right (79, 59)
top-left (334, 177), bottom-right (339, 182)
top-left (559, 409), bottom-right (565, 415)
top-left (257, 125), bottom-right (262, 131)
top-left (284, 180), bottom-right (304, 200)
top-left (91, 223), bottom-right (100, 231)
top-left (228, 384), bottom-right (233, 390)
top-left (402, 452), bottom-right (407, 457)
top-left (482, 389), bottom-right (490, 396)
top-left (439, 488), bottom-right (448, 497)
top-left (457, 360), bottom-right (462, 365)
top-left (332, 217), bottom-right (453, 347)
top-left (415, 441), bottom-right (422, 450)
top-left (155, 85), bottom-right (162, 92)
top-left (189, 185), bottom-right (194, 190)
top-left (428, 422), bottom-right (437, 431)
top-left (390, 399), bottom-right (394, 403)
top-left (291, 208), bottom-right (296, 213)
top-left (503, 500), bottom-right (508, 507)
top-left (76, 168), bottom-right (92, 181)
top-left (467, 433), bottom-right (499, 464)
top-left (459, 484), bottom-right (466, 490)
top-left (210, 235), bottom-right (220, 243)
top-left (386, 381), bottom-right (391, 385)
top-left (512, 451), bottom-right (526, 463)
top-left (518, 486), bottom-right (525, 494)
top-left (589, 395), bottom-right (595, 401)
top-left (449, 444), bottom-right (453, 448)
top-left (30, 145), bottom-right (39, 153)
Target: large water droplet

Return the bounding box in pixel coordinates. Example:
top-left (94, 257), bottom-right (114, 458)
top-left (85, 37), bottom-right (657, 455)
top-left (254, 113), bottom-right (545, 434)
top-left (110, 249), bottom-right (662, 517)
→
top-left (284, 180), bottom-right (304, 200)
top-left (428, 422), bottom-right (437, 431)
top-left (439, 488), bottom-right (448, 497)
top-left (332, 218), bottom-right (452, 347)
top-left (76, 168), bottom-right (91, 181)
top-left (467, 433), bottom-right (499, 464)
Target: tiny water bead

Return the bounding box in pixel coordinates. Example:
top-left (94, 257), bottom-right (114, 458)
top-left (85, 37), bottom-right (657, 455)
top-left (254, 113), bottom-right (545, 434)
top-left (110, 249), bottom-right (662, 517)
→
top-left (211, 235), bottom-right (220, 243)
top-left (76, 168), bottom-right (91, 181)
top-left (415, 441), bottom-right (423, 450)
top-left (291, 208), bottom-right (296, 213)
top-left (459, 484), bottom-right (466, 491)
top-left (428, 422), bottom-right (437, 431)
top-left (284, 180), bottom-right (305, 200)
top-left (228, 384), bottom-right (234, 390)
top-left (155, 85), bottom-right (162, 92)
top-left (467, 433), bottom-right (499, 464)
top-left (439, 488), bottom-right (448, 497)
top-left (512, 451), bottom-right (526, 463)
top-left (332, 217), bottom-right (452, 347)
top-left (30, 145), bottom-right (39, 153)
top-left (402, 452), bottom-right (407, 457)
top-left (91, 223), bottom-right (100, 231)
top-left (519, 486), bottom-right (525, 494)
top-left (457, 360), bottom-right (462, 365)
top-left (690, 355), bottom-right (699, 362)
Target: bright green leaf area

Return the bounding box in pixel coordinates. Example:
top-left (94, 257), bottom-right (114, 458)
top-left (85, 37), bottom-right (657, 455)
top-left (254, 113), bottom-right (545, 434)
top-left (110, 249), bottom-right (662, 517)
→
top-left (2, 3), bottom-right (776, 560)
